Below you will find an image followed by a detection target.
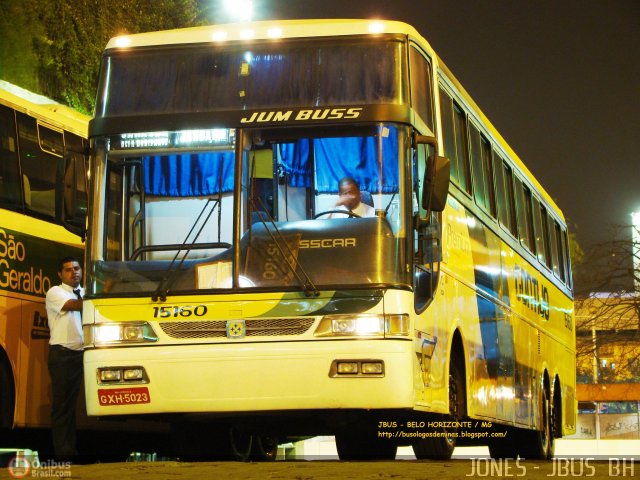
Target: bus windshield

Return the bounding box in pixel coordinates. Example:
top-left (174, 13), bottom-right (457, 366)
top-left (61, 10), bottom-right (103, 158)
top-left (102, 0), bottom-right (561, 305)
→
top-left (89, 123), bottom-right (411, 296)
top-left (95, 38), bottom-right (406, 118)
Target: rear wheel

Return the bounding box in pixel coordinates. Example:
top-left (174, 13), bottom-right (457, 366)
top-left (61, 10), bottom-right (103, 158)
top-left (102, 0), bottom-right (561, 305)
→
top-left (519, 387), bottom-right (554, 460)
top-left (413, 354), bottom-right (465, 460)
top-left (250, 435), bottom-right (279, 461)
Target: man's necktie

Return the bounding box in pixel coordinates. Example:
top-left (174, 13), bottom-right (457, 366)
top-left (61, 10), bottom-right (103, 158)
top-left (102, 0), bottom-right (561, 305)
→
top-left (73, 289), bottom-right (82, 299)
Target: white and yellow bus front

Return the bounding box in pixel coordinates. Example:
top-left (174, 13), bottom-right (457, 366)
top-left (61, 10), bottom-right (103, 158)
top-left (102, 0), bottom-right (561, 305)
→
top-left (82, 122), bottom-right (431, 421)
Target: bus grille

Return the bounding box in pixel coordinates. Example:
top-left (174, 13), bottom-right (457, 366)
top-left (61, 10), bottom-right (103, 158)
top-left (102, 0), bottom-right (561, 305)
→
top-left (158, 318), bottom-right (315, 339)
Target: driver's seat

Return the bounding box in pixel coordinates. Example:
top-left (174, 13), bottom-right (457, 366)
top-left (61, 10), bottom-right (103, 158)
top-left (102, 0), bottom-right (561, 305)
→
top-left (361, 191), bottom-right (374, 208)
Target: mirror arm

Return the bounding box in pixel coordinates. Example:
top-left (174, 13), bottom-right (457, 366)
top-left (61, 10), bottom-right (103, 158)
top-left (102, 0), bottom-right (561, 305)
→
top-left (413, 133), bottom-right (438, 149)
top-left (413, 212), bottom-right (431, 231)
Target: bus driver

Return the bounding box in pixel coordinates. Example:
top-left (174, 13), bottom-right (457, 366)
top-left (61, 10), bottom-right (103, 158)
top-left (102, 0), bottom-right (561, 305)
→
top-left (330, 177), bottom-right (375, 218)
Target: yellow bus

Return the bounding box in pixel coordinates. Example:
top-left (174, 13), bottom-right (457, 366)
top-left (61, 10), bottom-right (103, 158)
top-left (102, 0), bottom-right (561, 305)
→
top-left (80, 19), bottom-right (576, 461)
top-left (0, 81), bottom-right (87, 451)
top-left (0, 82), bottom-right (168, 460)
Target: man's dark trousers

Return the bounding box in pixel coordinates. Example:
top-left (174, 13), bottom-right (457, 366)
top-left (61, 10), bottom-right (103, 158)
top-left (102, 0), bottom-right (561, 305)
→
top-left (48, 344), bottom-right (83, 460)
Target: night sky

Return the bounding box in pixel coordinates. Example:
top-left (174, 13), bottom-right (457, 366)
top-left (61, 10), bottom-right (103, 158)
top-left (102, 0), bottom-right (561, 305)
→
top-left (211, 0), bottom-right (639, 249)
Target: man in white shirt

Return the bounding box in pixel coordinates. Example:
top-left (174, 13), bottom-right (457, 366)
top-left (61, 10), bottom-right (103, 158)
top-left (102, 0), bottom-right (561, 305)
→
top-left (330, 177), bottom-right (375, 218)
top-left (45, 256), bottom-right (84, 461)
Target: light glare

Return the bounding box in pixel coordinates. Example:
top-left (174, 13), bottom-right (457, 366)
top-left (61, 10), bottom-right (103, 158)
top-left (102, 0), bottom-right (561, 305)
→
top-left (114, 36), bottom-right (131, 48)
top-left (225, 0), bottom-right (253, 22)
top-left (267, 27), bottom-right (283, 38)
top-left (368, 22), bottom-right (385, 34)
top-left (212, 30), bottom-right (228, 42)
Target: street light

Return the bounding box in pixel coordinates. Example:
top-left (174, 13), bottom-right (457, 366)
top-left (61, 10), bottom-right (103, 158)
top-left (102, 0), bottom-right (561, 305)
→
top-left (224, 0), bottom-right (253, 22)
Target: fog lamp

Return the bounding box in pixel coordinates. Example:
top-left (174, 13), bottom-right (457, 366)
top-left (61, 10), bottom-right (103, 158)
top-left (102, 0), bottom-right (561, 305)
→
top-left (123, 368), bottom-right (144, 381)
top-left (361, 362), bottom-right (384, 374)
top-left (336, 362), bottom-right (359, 374)
top-left (99, 369), bottom-right (122, 382)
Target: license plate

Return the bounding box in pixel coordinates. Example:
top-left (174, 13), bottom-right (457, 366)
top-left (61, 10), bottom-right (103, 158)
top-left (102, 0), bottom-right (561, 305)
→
top-left (98, 387), bottom-right (150, 406)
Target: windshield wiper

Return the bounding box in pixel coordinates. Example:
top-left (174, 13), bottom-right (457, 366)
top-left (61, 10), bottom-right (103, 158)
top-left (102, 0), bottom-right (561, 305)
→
top-left (249, 195), bottom-right (319, 297)
top-left (152, 198), bottom-right (220, 301)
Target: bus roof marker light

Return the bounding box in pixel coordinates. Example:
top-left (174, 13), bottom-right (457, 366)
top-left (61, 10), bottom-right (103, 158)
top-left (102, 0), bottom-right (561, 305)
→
top-left (267, 27), bottom-right (283, 39)
top-left (114, 36), bottom-right (131, 48)
top-left (368, 21), bottom-right (385, 34)
top-left (212, 30), bottom-right (228, 42)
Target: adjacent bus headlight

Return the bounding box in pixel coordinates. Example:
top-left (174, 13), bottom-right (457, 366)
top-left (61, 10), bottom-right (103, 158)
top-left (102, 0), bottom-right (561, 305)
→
top-left (84, 322), bottom-right (158, 347)
top-left (314, 314), bottom-right (409, 337)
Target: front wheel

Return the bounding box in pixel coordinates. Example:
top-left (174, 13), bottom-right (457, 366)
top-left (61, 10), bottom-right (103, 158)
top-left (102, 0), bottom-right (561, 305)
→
top-left (171, 423), bottom-right (253, 461)
top-left (413, 355), bottom-right (465, 460)
top-left (213, 426), bottom-right (253, 461)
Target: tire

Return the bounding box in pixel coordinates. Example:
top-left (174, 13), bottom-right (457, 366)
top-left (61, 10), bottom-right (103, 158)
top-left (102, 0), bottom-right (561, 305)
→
top-left (171, 423), bottom-right (253, 461)
top-left (0, 361), bottom-right (14, 429)
top-left (225, 427), bottom-right (253, 461)
top-left (519, 388), bottom-right (554, 460)
top-left (170, 422), bottom-right (212, 461)
top-left (250, 435), bottom-right (279, 461)
top-left (335, 429), bottom-right (397, 460)
top-left (207, 426), bottom-right (253, 461)
top-left (413, 355), bottom-right (465, 460)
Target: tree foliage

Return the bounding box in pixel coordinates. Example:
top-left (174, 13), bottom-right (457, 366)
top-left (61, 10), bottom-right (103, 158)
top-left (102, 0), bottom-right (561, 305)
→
top-left (2, 0), bottom-right (201, 114)
top-left (574, 224), bottom-right (640, 384)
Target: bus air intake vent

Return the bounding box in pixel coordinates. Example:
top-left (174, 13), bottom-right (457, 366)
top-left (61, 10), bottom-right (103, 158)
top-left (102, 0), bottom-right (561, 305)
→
top-left (159, 318), bottom-right (315, 339)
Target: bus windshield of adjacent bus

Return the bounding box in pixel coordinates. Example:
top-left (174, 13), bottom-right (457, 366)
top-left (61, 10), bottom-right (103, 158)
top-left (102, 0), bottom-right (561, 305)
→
top-left (89, 123), bottom-right (412, 297)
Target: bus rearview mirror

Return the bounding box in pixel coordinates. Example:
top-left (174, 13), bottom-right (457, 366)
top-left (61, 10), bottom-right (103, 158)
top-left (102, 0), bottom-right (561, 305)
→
top-left (421, 155), bottom-right (450, 213)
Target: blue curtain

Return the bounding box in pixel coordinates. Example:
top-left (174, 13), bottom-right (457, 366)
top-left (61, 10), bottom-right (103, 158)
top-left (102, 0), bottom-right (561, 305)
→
top-left (276, 139), bottom-right (311, 188)
top-left (144, 152), bottom-right (234, 197)
top-left (277, 127), bottom-right (399, 194)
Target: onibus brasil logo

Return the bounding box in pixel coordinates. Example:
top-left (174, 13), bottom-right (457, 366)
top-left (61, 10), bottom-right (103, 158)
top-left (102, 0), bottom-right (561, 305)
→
top-left (7, 454), bottom-right (71, 478)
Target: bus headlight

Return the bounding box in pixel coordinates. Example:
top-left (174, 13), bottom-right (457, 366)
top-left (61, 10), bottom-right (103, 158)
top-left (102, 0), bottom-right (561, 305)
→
top-left (314, 314), bottom-right (409, 337)
top-left (84, 322), bottom-right (158, 347)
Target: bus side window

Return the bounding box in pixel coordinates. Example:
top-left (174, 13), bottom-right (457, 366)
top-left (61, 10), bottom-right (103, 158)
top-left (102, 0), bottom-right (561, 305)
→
top-left (63, 132), bottom-right (89, 227)
top-left (17, 113), bottom-right (62, 219)
top-left (438, 86), bottom-right (471, 195)
top-left (439, 87), bottom-right (459, 185)
top-left (452, 103), bottom-right (471, 195)
top-left (514, 176), bottom-right (535, 253)
top-left (409, 46), bottom-right (434, 132)
top-left (532, 198), bottom-right (549, 267)
top-left (562, 229), bottom-right (573, 289)
top-left (0, 105), bottom-right (21, 208)
top-left (482, 138), bottom-right (497, 218)
top-left (493, 152), bottom-right (509, 231)
top-left (502, 162), bottom-right (518, 237)
top-left (555, 222), bottom-right (567, 283)
top-left (468, 122), bottom-right (487, 210)
top-left (413, 142), bottom-right (438, 312)
top-left (548, 213), bottom-right (561, 278)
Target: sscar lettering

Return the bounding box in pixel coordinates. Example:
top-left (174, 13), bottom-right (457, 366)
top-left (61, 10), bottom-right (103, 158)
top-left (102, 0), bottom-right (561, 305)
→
top-left (240, 107), bottom-right (362, 124)
top-left (299, 238), bottom-right (357, 249)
